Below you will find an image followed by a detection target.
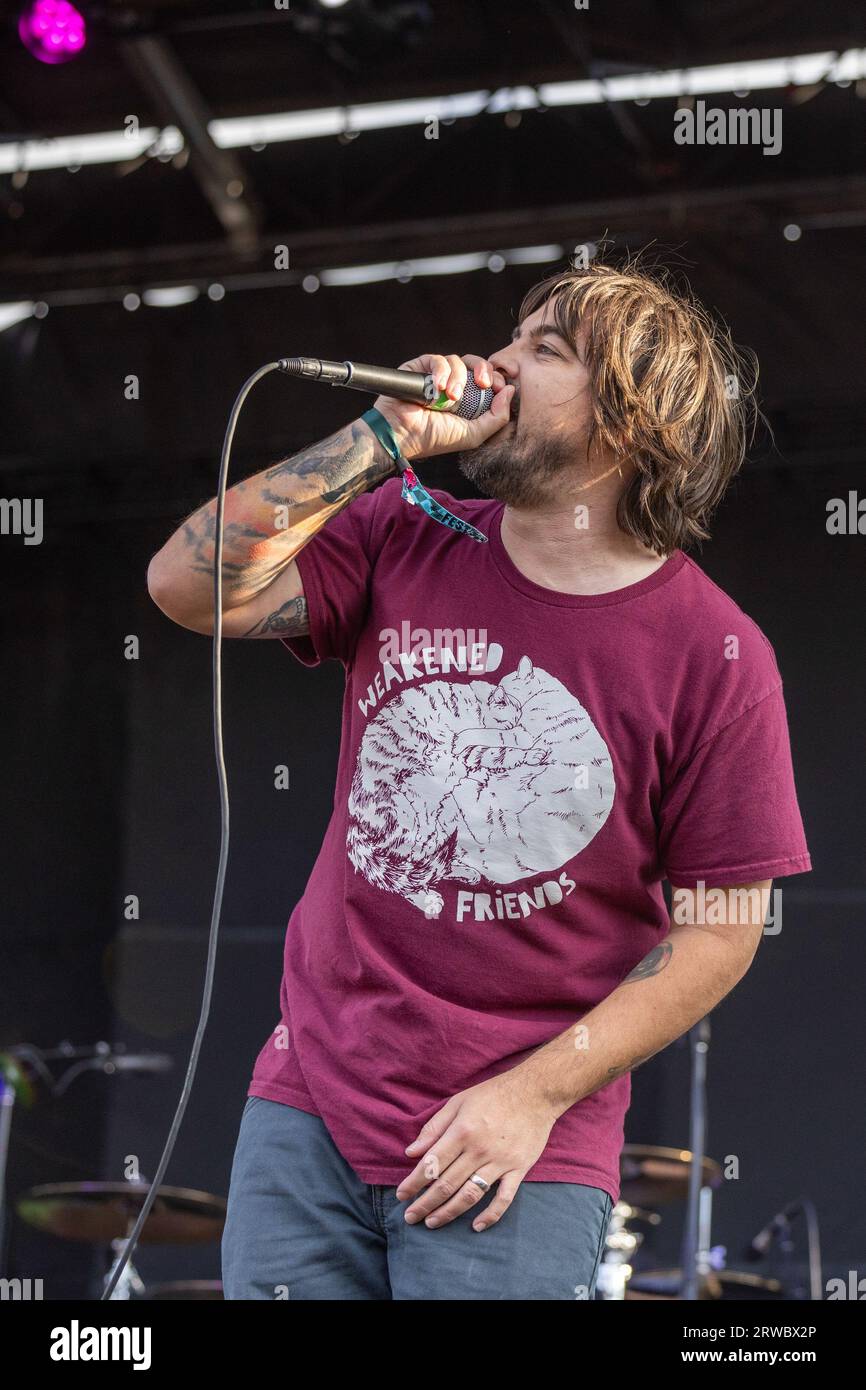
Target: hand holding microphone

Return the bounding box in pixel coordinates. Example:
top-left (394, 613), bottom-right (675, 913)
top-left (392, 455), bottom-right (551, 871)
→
top-left (371, 353), bottom-right (516, 462)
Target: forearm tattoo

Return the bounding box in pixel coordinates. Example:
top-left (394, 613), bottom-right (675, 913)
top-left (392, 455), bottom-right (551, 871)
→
top-left (179, 420), bottom-right (395, 598)
top-left (241, 595), bottom-right (309, 639)
top-left (601, 943), bottom-right (674, 1080)
top-left (182, 514), bottom-right (269, 586)
top-left (623, 940), bottom-right (673, 984)
top-left (263, 420), bottom-right (393, 492)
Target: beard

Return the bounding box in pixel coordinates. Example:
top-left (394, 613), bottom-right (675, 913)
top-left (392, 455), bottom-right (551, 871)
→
top-left (455, 414), bottom-right (585, 508)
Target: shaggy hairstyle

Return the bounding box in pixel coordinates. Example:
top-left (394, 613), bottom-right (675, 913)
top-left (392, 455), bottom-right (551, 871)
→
top-left (517, 256), bottom-right (760, 555)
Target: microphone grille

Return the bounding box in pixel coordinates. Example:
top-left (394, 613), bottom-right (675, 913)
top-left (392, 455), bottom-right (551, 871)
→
top-left (455, 378), bottom-right (495, 421)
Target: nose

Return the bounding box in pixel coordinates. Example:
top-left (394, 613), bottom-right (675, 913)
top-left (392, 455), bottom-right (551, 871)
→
top-left (488, 341), bottom-right (517, 384)
top-left (489, 333), bottom-right (514, 372)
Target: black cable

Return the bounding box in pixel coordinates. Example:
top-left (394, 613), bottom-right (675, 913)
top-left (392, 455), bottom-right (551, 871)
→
top-left (102, 361), bottom-right (283, 1299)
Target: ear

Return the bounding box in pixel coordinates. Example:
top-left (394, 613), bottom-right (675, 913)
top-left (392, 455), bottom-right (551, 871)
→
top-left (517, 655), bottom-right (533, 678)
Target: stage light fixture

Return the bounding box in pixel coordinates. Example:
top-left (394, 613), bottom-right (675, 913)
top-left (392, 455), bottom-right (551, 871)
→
top-left (7, 50), bottom-right (866, 173)
top-left (142, 286), bottom-right (199, 307)
top-left (19, 0), bottom-right (86, 65)
top-left (0, 302), bottom-right (35, 331)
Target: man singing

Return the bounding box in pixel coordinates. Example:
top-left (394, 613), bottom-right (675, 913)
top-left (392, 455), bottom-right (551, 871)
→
top-left (147, 258), bottom-right (812, 1300)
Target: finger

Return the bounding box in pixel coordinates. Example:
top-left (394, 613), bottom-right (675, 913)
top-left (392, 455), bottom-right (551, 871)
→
top-left (398, 1106), bottom-right (461, 1198)
top-left (433, 354), bottom-right (454, 394)
top-left (403, 1102), bottom-right (456, 1158)
top-left (462, 356), bottom-right (506, 392)
top-left (396, 1138), bottom-right (463, 1204)
top-left (490, 384), bottom-right (515, 416)
top-left (403, 1150), bottom-right (490, 1224)
top-left (399, 354), bottom-right (450, 393)
top-left (396, 355), bottom-right (435, 376)
top-left (413, 1165), bottom-right (501, 1229)
top-left (456, 383), bottom-right (513, 447)
top-left (462, 354), bottom-right (492, 388)
top-left (442, 353), bottom-right (467, 401)
top-left (472, 1170), bottom-right (524, 1231)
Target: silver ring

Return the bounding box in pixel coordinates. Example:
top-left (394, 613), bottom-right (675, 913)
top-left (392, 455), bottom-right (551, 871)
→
top-left (468, 1173), bottom-right (490, 1193)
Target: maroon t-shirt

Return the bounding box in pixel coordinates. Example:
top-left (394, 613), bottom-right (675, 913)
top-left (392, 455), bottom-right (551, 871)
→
top-left (249, 478), bottom-right (812, 1204)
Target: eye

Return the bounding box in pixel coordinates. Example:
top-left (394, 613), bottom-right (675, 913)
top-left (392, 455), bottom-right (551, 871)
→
top-left (535, 343), bottom-right (559, 357)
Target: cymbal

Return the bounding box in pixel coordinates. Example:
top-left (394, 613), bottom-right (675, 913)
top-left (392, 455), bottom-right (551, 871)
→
top-left (709, 1269), bottom-right (786, 1301)
top-left (619, 1144), bottom-right (723, 1207)
top-left (628, 1267), bottom-right (785, 1301)
top-left (609, 1202), bottom-right (661, 1227)
top-left (140, 1281), bottom-right (224, 1300)
top-left (16, 1182), bottom-right (226, 1245)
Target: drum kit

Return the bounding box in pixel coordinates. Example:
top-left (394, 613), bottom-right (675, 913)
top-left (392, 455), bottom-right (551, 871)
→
top-left (1, 1040), bottom-right (801, 1300)
top-left (12, 1145), bottom-right (787, 1302)
top-left (16, 1181), bottom-right (226, 1299)
top-left (596, 1144), bottom-right (786, 1300)
top-left (0, 1042), bottom-right (227, 1300)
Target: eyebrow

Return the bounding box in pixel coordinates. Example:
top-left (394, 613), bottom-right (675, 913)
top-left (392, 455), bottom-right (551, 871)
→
top-left (511, 323), bottom-right (575, 354)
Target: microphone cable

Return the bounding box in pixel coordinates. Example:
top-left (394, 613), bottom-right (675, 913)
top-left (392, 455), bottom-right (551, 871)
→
top-left (102, 361), bottom-right (282, 1300)
top-left (102, 354), bottom-right (488, 1298)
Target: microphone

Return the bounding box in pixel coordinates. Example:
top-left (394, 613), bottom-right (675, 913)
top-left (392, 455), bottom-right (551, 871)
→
top-left (277, 355), bottom-right (495, 420)
top-left (743, 1200), bottom-right (800, 1261)
top-left (99, 1053), bottom-right (174, 1074)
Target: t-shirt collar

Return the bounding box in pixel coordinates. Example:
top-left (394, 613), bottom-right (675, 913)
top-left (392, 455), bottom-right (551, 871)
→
top-left (487, 502), bottom-right (687, 608)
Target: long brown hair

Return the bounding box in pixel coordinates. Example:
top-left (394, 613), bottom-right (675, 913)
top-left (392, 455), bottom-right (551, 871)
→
top-left (518, 255), bottom-right (760, 555)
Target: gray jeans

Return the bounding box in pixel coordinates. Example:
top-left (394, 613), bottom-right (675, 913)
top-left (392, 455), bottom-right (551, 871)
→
top-left (221, 1096), bottom-right (613, 1301)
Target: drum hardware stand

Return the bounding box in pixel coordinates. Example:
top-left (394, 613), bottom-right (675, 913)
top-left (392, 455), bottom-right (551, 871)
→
top-left (680, 1017), bottom-right (712, 1299)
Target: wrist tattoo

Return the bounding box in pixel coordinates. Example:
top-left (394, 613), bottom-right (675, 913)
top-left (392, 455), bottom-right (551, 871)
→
top-left (606, 1051), bottom-right (656, 1080)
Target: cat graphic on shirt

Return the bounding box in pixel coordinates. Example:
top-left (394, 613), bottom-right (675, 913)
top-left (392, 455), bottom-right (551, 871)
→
top-left (346, 655), bottom-right (615, 916)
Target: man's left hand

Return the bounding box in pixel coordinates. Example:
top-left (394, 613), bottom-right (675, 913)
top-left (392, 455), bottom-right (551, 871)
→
top-left (395, 1069), bottom-right (558, 1231)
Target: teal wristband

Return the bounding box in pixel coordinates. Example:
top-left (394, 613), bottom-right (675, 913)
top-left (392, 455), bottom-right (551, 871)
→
top-left (360, 407), bottom-right (487, 545)
top-left (362, 408), bottom-right (409, 474)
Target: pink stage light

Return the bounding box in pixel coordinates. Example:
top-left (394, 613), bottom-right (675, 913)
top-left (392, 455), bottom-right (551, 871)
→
top-left (19, 0), bottom-right (86, 65)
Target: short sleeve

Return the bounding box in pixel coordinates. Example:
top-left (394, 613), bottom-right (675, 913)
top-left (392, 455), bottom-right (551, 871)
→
top-left (280, 484), bottom-right (385, 668)
top-left (658, 684), bottom-right (812, 887)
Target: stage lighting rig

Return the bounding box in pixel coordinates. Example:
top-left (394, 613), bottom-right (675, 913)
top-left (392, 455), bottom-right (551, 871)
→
top-left (18, 0), bottom-right (86, 64)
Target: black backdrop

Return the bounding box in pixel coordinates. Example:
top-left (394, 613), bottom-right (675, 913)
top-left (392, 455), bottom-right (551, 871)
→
top-left (1, 247), bottom-right (863, 1297)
